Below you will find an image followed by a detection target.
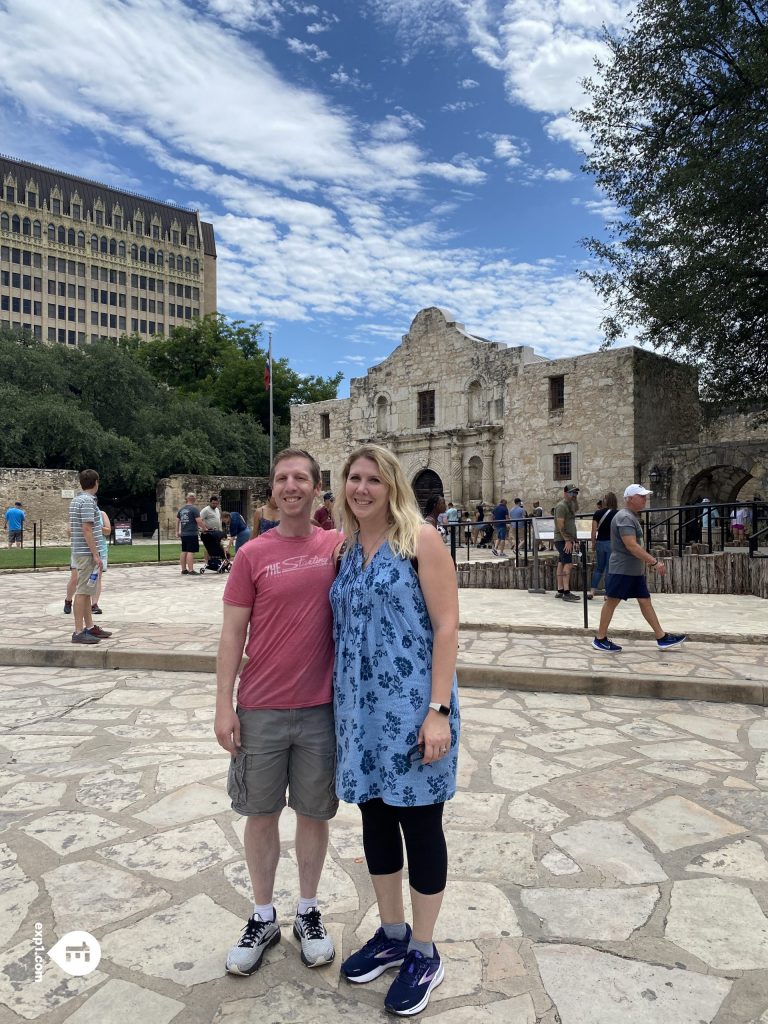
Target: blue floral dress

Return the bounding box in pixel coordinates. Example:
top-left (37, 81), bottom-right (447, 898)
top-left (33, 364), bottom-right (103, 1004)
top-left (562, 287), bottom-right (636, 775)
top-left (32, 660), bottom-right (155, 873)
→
top-left (330, 540), bottom-right (459, 807)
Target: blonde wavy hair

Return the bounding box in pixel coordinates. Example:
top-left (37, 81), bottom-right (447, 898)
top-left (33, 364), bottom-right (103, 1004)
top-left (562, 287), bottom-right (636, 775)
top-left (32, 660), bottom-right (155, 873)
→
top-left (338, 444), bottom-right (423, 560)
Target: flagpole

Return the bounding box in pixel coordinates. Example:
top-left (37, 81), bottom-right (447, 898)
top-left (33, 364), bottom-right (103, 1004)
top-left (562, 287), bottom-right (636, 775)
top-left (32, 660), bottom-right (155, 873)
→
top-left (268, 331), bottom-right (274, 466)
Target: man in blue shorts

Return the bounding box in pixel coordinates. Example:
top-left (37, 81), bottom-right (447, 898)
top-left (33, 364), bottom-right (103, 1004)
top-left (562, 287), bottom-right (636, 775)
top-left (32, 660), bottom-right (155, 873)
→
top-left (491, 498), bottom-right (510, 556)
top-left (592, 484), bottom-right (686, 653)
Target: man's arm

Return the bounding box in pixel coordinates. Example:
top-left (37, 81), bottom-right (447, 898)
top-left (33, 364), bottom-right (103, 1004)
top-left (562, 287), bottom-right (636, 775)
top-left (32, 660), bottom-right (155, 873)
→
top-left (214, 603), bottom-right (251, 753)
top-left (195, 515), bottom-right (208, 533)
top-left (556, 512), bottom-right (574, 551)
top-left (621, 533), bottom-right (666, 575)
top-left (81, 521), bottom-right (103, 567)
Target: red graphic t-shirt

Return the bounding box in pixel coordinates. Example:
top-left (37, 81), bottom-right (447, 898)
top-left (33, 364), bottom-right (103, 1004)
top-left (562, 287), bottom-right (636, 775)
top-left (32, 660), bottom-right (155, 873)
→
top-left (222, 526), bottom-right (341, 709)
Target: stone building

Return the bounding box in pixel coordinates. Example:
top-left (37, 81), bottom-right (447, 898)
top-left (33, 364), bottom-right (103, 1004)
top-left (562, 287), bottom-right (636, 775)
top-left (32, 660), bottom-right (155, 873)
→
top-left (0, 154), bottom-right (216, 346)
top-left (0, 467), bottom-right (80, 544)
top-left (156, 475), bottom-right (269, 540)
top-left (291, 307), bottom-right (765, 510)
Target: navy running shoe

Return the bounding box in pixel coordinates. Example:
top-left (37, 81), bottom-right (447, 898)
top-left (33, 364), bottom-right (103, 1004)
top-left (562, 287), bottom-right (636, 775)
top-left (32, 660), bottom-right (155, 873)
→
top-left (592, 636), bottom-right (622, 653)
top-left (384, 946), bottom-right (444, 1016)
top-left (341, 925), bottom-right (411, 984)
top-left (657, 633), bottom-right (687, 650)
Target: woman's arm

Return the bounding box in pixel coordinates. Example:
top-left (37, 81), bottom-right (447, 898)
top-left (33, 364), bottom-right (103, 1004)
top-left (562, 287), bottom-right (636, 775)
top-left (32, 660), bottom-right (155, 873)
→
top-left (415, 524), bottom-right (458, 763)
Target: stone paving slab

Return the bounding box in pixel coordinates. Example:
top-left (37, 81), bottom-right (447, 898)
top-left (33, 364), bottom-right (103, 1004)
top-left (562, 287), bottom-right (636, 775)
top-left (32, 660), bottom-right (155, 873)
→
top-left (1, 566), bottom-right (766, 705)
top-left (1, 673), bottom-right (768, 1022)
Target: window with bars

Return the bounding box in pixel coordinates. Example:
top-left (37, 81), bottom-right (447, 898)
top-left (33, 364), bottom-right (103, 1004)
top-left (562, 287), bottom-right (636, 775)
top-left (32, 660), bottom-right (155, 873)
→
top-left (549, 375), bottom-right (565, 411)
top-left (417, 389), bottom-right (435, 427)
top-left (321, 470), bottom-right (331, 490)
top-left (553, 453), bottom-right (572, 481)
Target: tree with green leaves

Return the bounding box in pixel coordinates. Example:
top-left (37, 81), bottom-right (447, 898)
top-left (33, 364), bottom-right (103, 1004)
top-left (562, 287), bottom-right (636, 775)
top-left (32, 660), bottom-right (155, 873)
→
top-left (0, 329), bottom-right (270, 492)
top-left (130, 315), bottom-right (344, 434)
top-left (575, 0), bottom-right (768, 409)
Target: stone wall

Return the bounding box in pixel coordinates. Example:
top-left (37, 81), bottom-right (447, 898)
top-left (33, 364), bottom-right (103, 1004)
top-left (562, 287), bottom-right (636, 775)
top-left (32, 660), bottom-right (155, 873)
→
top-left (0, 467), bottom-right (80, 544)
top-left (156, 473), bottom-right (269, 539)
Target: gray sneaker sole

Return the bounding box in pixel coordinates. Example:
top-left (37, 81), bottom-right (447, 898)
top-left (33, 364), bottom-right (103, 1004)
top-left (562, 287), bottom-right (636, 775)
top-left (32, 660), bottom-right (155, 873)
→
top-left (226, 928), bottom-right (280, 976)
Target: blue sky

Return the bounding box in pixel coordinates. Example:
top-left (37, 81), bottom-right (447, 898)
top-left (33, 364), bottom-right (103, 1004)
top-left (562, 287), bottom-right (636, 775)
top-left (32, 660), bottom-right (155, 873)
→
top-left (0, 0), bottom-right (631, 396)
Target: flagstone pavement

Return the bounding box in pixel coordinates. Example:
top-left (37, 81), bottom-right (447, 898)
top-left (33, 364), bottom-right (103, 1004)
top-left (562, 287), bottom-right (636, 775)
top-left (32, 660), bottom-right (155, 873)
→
top-left (0, 567), bottom-right (767, 1022)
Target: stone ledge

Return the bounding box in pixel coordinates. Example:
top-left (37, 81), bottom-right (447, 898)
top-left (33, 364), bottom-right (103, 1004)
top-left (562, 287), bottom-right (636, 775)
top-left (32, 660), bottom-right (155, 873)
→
top-left (460, 621), bottom-right (767, 645)
top-left (0, 645), bottom-right (762, 706)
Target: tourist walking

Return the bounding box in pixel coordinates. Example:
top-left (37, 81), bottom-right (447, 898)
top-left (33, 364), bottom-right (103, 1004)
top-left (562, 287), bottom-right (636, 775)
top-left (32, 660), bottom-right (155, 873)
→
top-left (4, 501), bottom-right (25, 548)
top-left (592, 484), bottom-right (686, 653)
top-left (215, 448), bottom-right (340, 976)
top-left (200, 495), bottom-right (222, 533)
top-left (554, 485), bottom-right (580, 601)
top-left (312, 492), bottom-right (336, 530)
top-left (176, 493), bottom-right (207, 575)
top-left (331, 443), bottom-right (459, 1017)
top-left (491, 497), bottom-right (510, 556)
top-left (68, 470), bottom-right (113, 644)
top-left (509, 497), bottom-right (526, 552)
top-left (588, 492), bottom-right (618, 599)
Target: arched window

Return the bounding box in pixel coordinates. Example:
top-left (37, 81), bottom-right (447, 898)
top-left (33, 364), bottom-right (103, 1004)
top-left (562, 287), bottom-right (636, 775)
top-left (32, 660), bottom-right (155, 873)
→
top-left (12, 215), bottom-right (21, 233)
top-left (118, 241), bottom-right (125, 257)
top-left (184, 256), bottom-right (191, 273)
top-left (192, 258), bottom-right (199, 274)
top-left (100, 236), bottom-right (108, 253)
top-left (109, 239), bottom-right (116, 256)
top-left (376, 395), bottom-right (388, 433)
top-left (468, 380), bottom-right (484, 424)
top-left (139, 245), bottom-right (147, 263)
top-left (67, 228), bottom-right (76, 246)
top-left (1, 213), bottom-right (9, 231)
top-left (22, 217), bottom-right (31, 236)
top-left (58, 225), bottom-right (66, 244)
top-left (48, 223), bottom-right (55, 241)
top-left (91, 234), bottom-right (99, 252)
top-left (33, 220), bottom-right (41, 239)
top-left (131, 244), bottom-right (138, 260)
top-left (148, 248), bottom-right (155, 265)
top-left (77, 230), bottom-right (85, 248)
top-left (156, 250), bottom-right (163, 267)
top-left (168, 254), bottom-right (175, 271)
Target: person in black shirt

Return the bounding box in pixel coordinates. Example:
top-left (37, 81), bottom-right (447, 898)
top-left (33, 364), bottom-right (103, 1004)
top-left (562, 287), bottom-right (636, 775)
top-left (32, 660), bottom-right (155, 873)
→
top-left (588, 492), bottom-right (618, 599)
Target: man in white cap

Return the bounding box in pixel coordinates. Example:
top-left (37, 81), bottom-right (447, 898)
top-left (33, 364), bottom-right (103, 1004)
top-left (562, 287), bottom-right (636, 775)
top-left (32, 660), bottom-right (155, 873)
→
top-left (592, 484), bottom-right (686, 653)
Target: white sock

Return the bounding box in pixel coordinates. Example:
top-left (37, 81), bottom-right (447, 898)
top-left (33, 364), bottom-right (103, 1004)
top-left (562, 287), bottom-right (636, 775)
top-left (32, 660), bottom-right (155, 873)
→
top-left (297, 896), bottom-right (318, 916)
top-left (253, 902), bottom-right (275, 921)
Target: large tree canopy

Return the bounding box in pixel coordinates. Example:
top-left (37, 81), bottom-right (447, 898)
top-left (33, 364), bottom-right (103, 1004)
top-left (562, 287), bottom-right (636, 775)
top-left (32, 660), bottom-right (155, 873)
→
top-left (0, 329), bottom-right (270, 492)
top-left (575, 0), bottom-right (768, 409)
top-left (129, 315), bottom-right (344, 434)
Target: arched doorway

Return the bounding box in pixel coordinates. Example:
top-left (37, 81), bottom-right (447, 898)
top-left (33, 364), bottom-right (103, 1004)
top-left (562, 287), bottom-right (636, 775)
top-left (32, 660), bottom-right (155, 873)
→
top-left (412, 469), bottom-right (444, 511)
top-left (680, 464), bottom-right (754, 505)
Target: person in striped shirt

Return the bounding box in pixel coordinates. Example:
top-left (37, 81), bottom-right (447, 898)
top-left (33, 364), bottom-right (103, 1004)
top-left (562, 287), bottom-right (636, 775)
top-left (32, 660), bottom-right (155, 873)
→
top-left (68, 469), bottom-right (112, 645)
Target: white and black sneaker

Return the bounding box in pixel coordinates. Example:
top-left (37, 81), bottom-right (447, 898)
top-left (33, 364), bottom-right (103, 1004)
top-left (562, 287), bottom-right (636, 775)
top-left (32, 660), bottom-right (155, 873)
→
top-left (293, 906), bottom-right (335, 967)
top-left (226, 911), bottom-right (281, 975)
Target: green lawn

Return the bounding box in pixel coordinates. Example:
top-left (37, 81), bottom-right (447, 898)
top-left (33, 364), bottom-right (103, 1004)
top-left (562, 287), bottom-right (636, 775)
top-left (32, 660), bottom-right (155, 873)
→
top-left (0, 543), bottom-right (181, 570)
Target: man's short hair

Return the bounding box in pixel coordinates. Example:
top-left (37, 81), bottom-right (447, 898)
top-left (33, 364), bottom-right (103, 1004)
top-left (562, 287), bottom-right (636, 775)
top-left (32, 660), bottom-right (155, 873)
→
top-left (186, 493), bottom-right (196, 502)
top-left (14, 501), bottom-right (23, 507)
top-left (79, 468), bottom-right (99, 490)
top-left (210, 495), bottom-right (219, 503)
top-left (270, 448), bottom-right (321, 487)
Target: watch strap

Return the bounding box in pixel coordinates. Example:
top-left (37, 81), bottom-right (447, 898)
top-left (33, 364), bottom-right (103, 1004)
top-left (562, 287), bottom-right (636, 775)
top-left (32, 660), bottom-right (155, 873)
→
top-left (428, 701), bottom-right (450, 716)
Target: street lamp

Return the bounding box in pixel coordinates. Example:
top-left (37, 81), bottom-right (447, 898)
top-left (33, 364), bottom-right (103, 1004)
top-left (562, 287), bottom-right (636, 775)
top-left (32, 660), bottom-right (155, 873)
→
top-left (649, 465), bottom-right (662, 488)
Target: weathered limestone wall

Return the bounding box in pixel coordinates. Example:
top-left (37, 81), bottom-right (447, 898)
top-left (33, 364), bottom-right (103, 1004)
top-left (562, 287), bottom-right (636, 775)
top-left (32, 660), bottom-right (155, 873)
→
top-left (506, 349), bottom-right (638, 509)
top-left (156, 474), bottom-right (269, 539)
top-left (290, 397), bottom-right (351, 498)
top-left (0, 468), bottom-right (80, 543)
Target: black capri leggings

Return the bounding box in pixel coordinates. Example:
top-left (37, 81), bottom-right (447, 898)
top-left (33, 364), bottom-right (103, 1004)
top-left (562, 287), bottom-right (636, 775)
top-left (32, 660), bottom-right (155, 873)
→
top-left (359, 798), bottom-right (447, 896)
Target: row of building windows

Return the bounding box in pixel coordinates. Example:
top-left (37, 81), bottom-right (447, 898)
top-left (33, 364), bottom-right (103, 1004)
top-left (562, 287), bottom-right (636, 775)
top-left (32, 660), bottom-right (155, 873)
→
top-left (1, 216), bottom-right (200, 272)
top-left (1, 297), bottom-right (42, 315)
top-left (2, 185), bottom-right (198, 246)
top-left (1, 271), bottom-right (42, 291)
top-left (2, 246), bottom-right (198, 289)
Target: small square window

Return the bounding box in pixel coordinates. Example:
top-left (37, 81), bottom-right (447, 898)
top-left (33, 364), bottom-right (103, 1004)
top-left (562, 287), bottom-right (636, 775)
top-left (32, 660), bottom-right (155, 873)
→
top-left (417, 389), bottom-right (435, 428)
top-left (321, 470), bottom-right (331, 490)
top-left (553, 453), bottom-right (572, 481)
top-left (549, 375), bottom-right (565, 411)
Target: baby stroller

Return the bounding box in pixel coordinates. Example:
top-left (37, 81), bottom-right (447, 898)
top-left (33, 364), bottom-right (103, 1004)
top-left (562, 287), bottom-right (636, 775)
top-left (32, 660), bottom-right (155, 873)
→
top-left (200, 530), bottom-right (232, 574)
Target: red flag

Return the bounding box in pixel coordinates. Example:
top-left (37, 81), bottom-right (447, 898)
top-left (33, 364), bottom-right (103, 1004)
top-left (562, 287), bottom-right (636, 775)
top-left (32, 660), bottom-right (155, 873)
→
top-left (264, 357), bottom-right (271, 390)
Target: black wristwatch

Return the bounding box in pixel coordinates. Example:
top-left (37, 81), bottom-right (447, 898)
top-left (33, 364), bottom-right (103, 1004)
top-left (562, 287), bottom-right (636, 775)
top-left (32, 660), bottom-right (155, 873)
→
top-left (428, 701), bottom-right (450, 716)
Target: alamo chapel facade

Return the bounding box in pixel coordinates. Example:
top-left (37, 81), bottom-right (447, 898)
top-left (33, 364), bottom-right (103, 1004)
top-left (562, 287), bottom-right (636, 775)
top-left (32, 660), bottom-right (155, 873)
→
top-left (290, 307), bottom-right (766, 511)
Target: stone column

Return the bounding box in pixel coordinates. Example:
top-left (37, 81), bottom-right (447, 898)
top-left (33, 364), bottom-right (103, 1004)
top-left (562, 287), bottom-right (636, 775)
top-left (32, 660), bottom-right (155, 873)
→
top-left (482, 444), bottom-right (494, 504)
top-left (451, 444), bottom-right (463, 505)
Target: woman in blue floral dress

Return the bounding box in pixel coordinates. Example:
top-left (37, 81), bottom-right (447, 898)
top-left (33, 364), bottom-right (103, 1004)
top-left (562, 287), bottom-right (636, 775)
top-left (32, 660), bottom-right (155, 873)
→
top-left (330, 444), bottom-right (459, 1017)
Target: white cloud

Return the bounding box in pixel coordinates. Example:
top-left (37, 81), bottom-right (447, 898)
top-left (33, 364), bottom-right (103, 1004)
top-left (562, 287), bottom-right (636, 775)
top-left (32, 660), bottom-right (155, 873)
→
top-left (442, 100), bottom-right (475, 112)
top-left (572, 196), bottom-right (620, 219)
top-left (459, 78), bottom-right (480, 89)
top-left (205, 0), bottom-right (285, 31)
top-left (543, 166), bottom-right (574, 181)
top-left (490, 133), bottom-right (529, 168)
top-left (286, 37), bottom-right (330, 61)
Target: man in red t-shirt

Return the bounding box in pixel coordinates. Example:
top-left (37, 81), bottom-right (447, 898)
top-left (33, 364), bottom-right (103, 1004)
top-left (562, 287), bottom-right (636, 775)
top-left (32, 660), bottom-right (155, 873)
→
top-left (215, 448), bottom-right (341, 977)
top-left (312, 491), bottom-right (335, 530)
